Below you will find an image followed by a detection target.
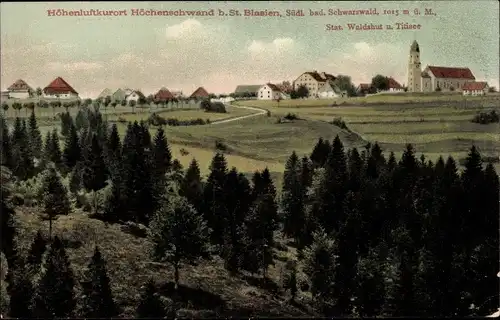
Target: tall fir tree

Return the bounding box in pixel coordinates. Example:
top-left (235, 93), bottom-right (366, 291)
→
top-left (6, 257), bottom-right (34, 318)
top-left (40, 167), bottom-right (71, 239)
top-left (26, 230), bottom-right (48, 270)
top-left (11, 117), bottom-right (34, 179)
top-left (310, 137), bottom-right (331, 168)
top-left (179, 158), bottom-right (204, 216)
top-left (34, 236), bottom-right (76, 318)
top-left (50, 129), bottom-right (63, 169)
top-left (81, 134), bottom-right (108, 192)
top-left (0, 115), bottom-right (13, 168)
top-left (203, 152), bottom-right (228, 245)
top-left (105, 123), bottom-right (122, 178)
top-left (281, 151), bottom-right (305, 243)
top-left (27, 109), bottom-right (43, 160)
top-left (1, 167), bottom-right (17, 265)
top-left (136, 279), bottom-right (165, 318)
top-left (62, 122), bottom-right (81, 172)
top-left (81, 246), bottom-right (119, 318)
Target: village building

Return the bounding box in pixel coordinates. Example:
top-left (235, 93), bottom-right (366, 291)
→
top-left (462, 82), bottom-right (489, 96)
top-left (154, 87), bottom-right (174, 102)
top-left (257, 83), bottom-right (287, 100)
top-left (171, 90), bottom-right (183, 98)
top-left (125, 90), bottom-right (146, 103)
top-left (385, 77), bottom-right (405, 93)
top-left (97, 88), bottom-right (113, 100)
top-left (407, 40), bottom-right (476, 92)
top-left (43, 77), bottom-right (79, 99)
top-left (7, 79), bottom-right (33, 99)
top-left (190, 87), bottom-right (209, 99)
top-left (293, 71), bottom-right (337, 98)
top-left (111, 88), bottom-right (127, 102)
top-left (356, 83), bottom-right (372, 95)
top-left (318, 81), bottom-right (347, 98)
top-left (234, 85), bottom-right (261, 97)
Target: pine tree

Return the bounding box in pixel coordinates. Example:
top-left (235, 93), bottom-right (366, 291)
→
top-left (310, 137), bottom-right (331, 168)
top-left (179, 158), bottom-right (204, 215)
top-left (203, 152), bottom-right (228, 245)
top-left (302, 228), bottom-right (336, 313)
top-left (11, 117), bottom-right (34, 179)
top-left (50, 129), bottom-right (63, 169)
top-left (347, 148), bottom-right (363, 192)
top-left (0, 115), bottom-right (13, 168)
top-left (1, 168), bottom-right (17, 265)
top-left (281, 152), bottom-right (305, 242)
top-left (151, 127), bottom-right (172, 209)
top-left (62, 122), bottom-right (81, 171)
top-left (40, 167), bottom-right (71, 239)
top-left (136, 279), bottom-right (165, 318)
top-left (6, 257), bottom-right (34, 318)
top-left (34, 236), bottom-right (76, 318)
top-left (81, 246), bottom-right (119, 318)
top-left (106, 123), bottom-right (122, 178)
top-left (149, 193), bottom-right (211, 290)
top-left (27, 109), bottom-right (43, 160)
top-left (81, 134), bottom-right (108, 192)
top-left (282, 260), bottom-right (298, 302)
top-left (26, 230), bottom-right (48, 269)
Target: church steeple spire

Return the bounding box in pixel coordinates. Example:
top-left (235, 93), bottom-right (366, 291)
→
top-left (411, 40), bottom-right (420, 53)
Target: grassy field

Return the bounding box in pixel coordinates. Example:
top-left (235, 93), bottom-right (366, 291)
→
top-left (12, 208), bottom-right (315, 317)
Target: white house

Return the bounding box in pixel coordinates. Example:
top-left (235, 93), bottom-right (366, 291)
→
top-left (7, 79), bottom-right (33, 99)
top-left (258, 83), bottom-right (286, 100)
top-left (125, 90), bottom-right (145, 102)
top-left (462, 82), bottom-right (489, 96)
top-left (43, 77), bottom-right (79, 99)
top-left (318, 81), bottom-right (347, 98)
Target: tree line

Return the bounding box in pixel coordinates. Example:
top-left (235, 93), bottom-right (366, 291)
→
top-left (0, 108), bottom-right (498, 317)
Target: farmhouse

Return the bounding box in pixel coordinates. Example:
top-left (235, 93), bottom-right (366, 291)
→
top-left (462, 82), bottom-right (489, 96)
top-left (258, 83), bottom-right (287, 100)
top-left (154, 87), bottom-right (174, 102)
top-left (318, 81), bottom-right (346, 98)
top-left (293, 71), bottom-right (337, 98)
top-left (43, 77), bottom-right (79, 99)
top-left (407, 40), bottom-right (476, 92)
top-left (7, 79), bottom-right (33, 99)
top-left (97, 88), bottom-right (112, 100)
top-left (190, 87), bottom-right (209, 99)
top-left (356, 83), bottom-right (372, 95)
top-left (111, 88), bottom-right (127, 102)
top-left (125, 90), bottom-right (146, 103)
top-left (171, 90), bottom-right (183, 98)
top-left (234, 85), bottom-right (261, 97)
top-left (384, 77), bottom-right (405, 93)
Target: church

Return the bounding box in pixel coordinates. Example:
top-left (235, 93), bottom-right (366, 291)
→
top-left (407, 40), bottom-right (476, 92)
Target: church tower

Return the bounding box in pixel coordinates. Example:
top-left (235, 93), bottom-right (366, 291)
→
top-left (407, 40), bottom-right (422, 92)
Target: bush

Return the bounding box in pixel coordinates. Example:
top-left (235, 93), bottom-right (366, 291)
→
top-left (180, 148), bottom-right (190, 156)
top-left (200, 100), bottom-right (227, 113)
top-left (267, 110), bottom-right (271, 117)
top-left (471, 110), bottom-right (499, 124)
top-left (330, 117), bottom-right (350, 131)
top-left (215, 140), bottom-right (228, 151)
top-left (283, 113), bottom-right (299, 120)
top-left (147, 113), bottom-right (208, 127)
top-left (120, 221), bottom-right (148, 238)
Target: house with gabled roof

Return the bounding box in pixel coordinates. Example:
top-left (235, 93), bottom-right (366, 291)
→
top-left (293, 71), bottom-right (337, 98)
top-left (318, 81), bottom-right (347, 98)
top-left (462, 81), bottom-right (489, 96)
top-left (7, 79), bottom-right (33, 99)
top-left (189, 87), bottom-right (209, 99)
top-left (154, 87), bottom-right (174, 102)
top-left (97, 88), bottom-right (113, 100)
top-left (43, 77), bottom-right (79, 99)
top-left (257, 83), bottom-right (288, 100)
top-left (125, 90), bottom-right (146, 103)
top-left (234, 85), bottom-right (261, 97)
top-left (111, 88), bottom-right (127, 102)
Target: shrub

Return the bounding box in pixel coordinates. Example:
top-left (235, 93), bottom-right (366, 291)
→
top-left (330, 117), bottom-right (350, 131)
top-left (215, 140), bottom-right (228, 151)
top-left (283, 113), bottom-right (299, 120)
top-left (267, 110), bottom-right (271, 117)
top-left (471, 110), bottom-right (499, 124)
top-left (147, 113), bottom-right (208, 127)
top-left (179, 148), bottom-right (190, 156)
top-left (200, 100), bottom-right (227, 113)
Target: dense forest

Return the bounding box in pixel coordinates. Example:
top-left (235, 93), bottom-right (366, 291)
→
top-left (0, 107), bottom-right (498, 317)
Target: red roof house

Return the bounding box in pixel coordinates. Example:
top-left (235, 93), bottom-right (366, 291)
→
top-left (462, 82), bottom-right (489, 95)
top-left (426, 66), bottom-right (475, 80)
top-left (154, 87), bottom-right (174, 102)
top-left (387, 77), bottom-right (403, 90)
top-left (43, 77), bottom-right (79, 97)
top-left (189, 87), bottom-right (209, 99)
top-left (8, 79), bottom-right (33, 92)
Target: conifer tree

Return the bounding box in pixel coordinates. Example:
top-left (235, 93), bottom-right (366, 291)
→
top-left (26, 230), bottom-right (48, 269)
top-left (302, 228), bottom-right (336, 313)
top-left (62, 122), bottom-right (81, 172)
top-left (28, 109), bottom-right (43, 160)
top-left (203, 152), bottom-right (228, 245)
top-left (11, 117), bottom-right (34, 179)
top-left (0, 115), bottom-right (13, 168)
top-left (81, 246), bottom-right (119, 318)
top-left (347, 148), bottom-right (363, 192)
top-left (149, 193), bottom-right (211, 290)
top-left (50, 129), bottom-right (63, 169)
top-left (6, 257), bottom-right (34, 318)
top-left (81, 134), bottom-right (108, 192)
top-left (282, 260), bottom-right (298, 302)
top-left (40, 167), bottom-right (71, 239)
top-left (1, 168), bottom-right (16, 265)
top-left (180, 158), bottom-right (204, 215)
top-left (34, 236), bottom-right (76, 318)
top-left (282, 151), bottom-right (305, 242)
top-left (299, 155), bottom-right (313, 192)
top-left (105, 123), bottom-right (122, 177)
top-left (310, 137), bottom-right (331, 168)
top-left (136, 279), bottom-right (165, 318)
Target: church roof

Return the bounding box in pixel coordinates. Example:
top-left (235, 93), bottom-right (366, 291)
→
top-left (43, 77), bottom-right (78, 94)
top-left (427, 66), bottom-right (475, 80)
top-left (8, 79), bottom-right (33, 92)
top-left (411, 40), bottom-right (419, 53)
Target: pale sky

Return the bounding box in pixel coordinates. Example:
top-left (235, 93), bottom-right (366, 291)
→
top-left (1, 1), bottom-right (499, 98)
